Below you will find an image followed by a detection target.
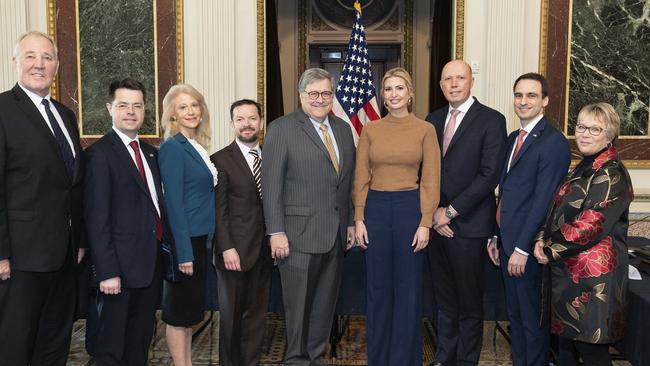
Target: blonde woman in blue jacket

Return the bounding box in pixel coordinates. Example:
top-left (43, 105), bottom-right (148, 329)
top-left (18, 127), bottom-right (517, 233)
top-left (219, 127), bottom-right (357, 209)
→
top-left (159, 84), bottom-right (217, 366)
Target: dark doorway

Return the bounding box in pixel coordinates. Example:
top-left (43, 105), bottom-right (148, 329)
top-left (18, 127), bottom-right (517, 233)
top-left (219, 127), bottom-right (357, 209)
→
top-left (309, 44), bottom-right (401, 112)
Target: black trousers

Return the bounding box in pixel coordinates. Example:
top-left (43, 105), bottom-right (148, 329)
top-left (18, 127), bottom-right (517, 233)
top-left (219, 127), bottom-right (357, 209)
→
top-left (428, 235), bottom-right (487, 366)
top-left (216, 251), bottom-right (272, 366)
top-left (559, 337), bottom-right (612, 366)
top-left (0, 252), bottom-right (76, 366)
top-left (86, 256), bottom-right (162, 366)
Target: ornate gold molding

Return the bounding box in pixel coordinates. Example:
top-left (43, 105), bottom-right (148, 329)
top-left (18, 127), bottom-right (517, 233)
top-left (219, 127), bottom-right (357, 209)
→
top-left (298, 1), bottom-right (307, 75)
top-left (538, 0), bottom-right (549, 75)
top-left (257, 0), bottom-right (265, 113)
top-left (46, 0), bottom-right (58, 99)
top-left (176, 0), bottom-right (184, 83)
top-left (404, 0), bottom-right (413, 74)
top-left (454, 0), bottom-right (465, 59)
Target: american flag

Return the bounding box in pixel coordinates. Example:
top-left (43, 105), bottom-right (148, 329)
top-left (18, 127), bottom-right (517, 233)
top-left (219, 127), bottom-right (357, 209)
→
top-left (332, 0), bottom-right (381, 144)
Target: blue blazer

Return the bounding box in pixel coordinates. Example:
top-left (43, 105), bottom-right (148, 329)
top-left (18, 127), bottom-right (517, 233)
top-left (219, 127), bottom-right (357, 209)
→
top-left (159, 133), bottom-right (216, 263)
top-left (497, 117), bottom-right (570, 255)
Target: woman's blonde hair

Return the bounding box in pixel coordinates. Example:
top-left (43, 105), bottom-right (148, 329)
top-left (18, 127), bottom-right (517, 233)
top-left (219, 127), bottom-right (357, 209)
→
top-left (576, 102), bottom-right (620, 143)
top-left (161, 84), bottom-right (211, 151)
top-left (381, 67), bottom-right (414, 112)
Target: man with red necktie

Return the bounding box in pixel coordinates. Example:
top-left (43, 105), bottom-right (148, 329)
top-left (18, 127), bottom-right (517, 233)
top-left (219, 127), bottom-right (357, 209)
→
top-left (84, 79), bottom-right (172, 365)
top-left (488, 73), bottom-right (570, 366)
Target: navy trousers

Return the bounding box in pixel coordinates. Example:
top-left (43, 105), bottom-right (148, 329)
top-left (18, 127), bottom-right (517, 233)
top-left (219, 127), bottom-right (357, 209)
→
top-left (364, 189), bottom-right (424, 366)
top-left (499, 250), bottom-right (549, 366)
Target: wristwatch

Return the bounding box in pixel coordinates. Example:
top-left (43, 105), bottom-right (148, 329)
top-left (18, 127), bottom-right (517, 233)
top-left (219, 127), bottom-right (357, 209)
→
top-left (445, 206), bottom-right (455, 219)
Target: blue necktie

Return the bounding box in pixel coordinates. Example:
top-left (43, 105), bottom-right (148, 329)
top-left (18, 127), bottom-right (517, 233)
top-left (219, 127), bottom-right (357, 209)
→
top-left (41, 99), bottom-right (75, 177)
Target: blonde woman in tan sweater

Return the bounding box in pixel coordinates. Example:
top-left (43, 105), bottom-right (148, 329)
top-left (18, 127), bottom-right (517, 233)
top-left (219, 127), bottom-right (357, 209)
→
top-left (354, 67), bottom-right (440, 365)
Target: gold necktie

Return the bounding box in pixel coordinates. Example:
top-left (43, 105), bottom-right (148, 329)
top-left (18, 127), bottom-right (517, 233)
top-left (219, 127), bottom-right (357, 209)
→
top-left (319, 123), bottom-right (340, 176)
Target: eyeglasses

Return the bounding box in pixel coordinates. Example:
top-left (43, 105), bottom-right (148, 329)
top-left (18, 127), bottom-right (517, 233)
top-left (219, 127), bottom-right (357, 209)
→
top-left (575, 124), bottom-right (604, 136)
top-left (115, 102), bottom-right (145, 112)
top-left (304, 90), bottom-right (334, 100)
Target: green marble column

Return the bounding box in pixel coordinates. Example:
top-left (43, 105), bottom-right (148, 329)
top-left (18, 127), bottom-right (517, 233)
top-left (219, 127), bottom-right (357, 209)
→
top-left (78, 0), bottom-right (158, 136)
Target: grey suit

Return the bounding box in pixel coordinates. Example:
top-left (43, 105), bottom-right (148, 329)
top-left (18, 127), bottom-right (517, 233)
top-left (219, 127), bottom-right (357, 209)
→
top-left (262, 108), bottom-right (355, 365)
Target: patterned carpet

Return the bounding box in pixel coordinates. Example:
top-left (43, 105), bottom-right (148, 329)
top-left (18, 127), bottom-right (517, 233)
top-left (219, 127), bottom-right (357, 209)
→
top-left (65, 312), bottom-right (632, 365)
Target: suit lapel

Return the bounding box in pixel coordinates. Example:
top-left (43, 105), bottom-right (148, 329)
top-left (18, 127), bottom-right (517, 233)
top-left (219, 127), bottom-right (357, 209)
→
top-left (433, 108), bottom-right (446, 149)
top-left (298, 112), bottom-right (330, 155)
top-left (329, 118), bottom-right (347, 181)
top-left (108, 130), bottom-right (154, 201)
top-left (445, 100), bottom-right (480, 155)
top-left (12, 85), bottom-right (70, 180)
top-left (52, 99), bottom-right (83, 183)
top-left (228, 141), bottom-right (262, 202)
top-left (509, 118), bottom-right (547, 170)
top-left (141, 142), bottom-right (165, 215)
top-left (500, 131), bottom-right (519, 185)
top-left (175, 133), bottom-right (212, 179)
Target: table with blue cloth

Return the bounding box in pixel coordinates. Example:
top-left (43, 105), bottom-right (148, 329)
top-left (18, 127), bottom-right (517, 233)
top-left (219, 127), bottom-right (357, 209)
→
top-left (615, 269), bottom-right (650, 366)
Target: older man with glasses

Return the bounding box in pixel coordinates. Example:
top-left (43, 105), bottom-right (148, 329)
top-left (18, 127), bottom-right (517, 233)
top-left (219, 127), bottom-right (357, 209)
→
top-left (262, 68), bottom-right (357, 366)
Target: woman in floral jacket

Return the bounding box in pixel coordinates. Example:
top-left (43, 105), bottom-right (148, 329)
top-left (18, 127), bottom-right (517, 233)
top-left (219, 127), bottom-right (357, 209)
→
top-left (534, 102), bottom-right (633, 366)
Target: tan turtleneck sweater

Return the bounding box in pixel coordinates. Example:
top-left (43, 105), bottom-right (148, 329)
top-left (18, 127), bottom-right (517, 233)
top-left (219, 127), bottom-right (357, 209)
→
top-left (353, 113), bottom-right (441, 227)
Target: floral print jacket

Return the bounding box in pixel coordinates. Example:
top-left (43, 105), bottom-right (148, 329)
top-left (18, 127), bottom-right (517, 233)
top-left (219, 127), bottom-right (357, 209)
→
top-left (541, 147), bottom-right (633, 343)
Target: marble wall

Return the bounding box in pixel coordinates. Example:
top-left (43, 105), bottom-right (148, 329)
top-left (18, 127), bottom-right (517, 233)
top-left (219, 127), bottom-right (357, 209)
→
top-left (568, 0), bottom-right (650, 136)
top-left (78, 0), bottom-right (157, 136)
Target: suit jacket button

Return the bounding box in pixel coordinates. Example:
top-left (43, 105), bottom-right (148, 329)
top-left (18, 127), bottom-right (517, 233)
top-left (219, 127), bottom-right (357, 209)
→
top-left (335, 207), bottom-right (339, 211)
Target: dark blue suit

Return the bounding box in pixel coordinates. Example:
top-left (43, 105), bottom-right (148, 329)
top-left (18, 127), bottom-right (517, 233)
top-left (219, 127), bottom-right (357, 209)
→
top-left (496, 117), bottom-right (570, 366)
top-left (84, 129), bottom-right (171, 365)
top-left (426, 98), bottom-right (508, 365)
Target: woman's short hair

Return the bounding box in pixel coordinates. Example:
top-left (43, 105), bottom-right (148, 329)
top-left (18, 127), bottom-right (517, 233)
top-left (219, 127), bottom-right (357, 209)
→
top-left (381, 67), bottom-right (414, 112)
top-left (161, 84), bottom-right (211, 151)
top-left (576, 102), bottom-right (620, 143)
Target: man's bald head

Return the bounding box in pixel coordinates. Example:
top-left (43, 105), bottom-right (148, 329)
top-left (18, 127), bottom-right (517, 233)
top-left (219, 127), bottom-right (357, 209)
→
top-left (439, 60), bottom-right (474, 108)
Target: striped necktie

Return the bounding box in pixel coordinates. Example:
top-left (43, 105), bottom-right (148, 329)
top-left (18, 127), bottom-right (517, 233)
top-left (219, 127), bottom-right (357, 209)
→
top-left (249, 149), bottom-right (262, 198)
top-left (319, 123), bottom-right (340, 176)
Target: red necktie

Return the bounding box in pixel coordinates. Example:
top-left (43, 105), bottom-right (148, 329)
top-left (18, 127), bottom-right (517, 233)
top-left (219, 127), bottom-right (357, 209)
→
top-left (442, 109), bottom-right (460, 156)
top-left (509, 129), bottom-right (528, 169)
top-left (497, 129), bottom-right (528, 227)
top-left (129, 141), bottom-right (163, 241)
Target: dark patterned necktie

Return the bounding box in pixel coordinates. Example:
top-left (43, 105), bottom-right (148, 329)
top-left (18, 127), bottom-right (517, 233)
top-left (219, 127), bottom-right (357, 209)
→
top-left (41, 99), bottom-right (75, 177)
top-left (249, 149), bottom-right (262, 199)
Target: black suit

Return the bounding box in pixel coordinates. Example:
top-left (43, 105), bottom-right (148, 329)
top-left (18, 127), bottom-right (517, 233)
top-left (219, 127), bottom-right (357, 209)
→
top-left (84, 129), bottom-right (169, 365)
top-left (0, 84), bottom-right (84, 365)
top-left (425, 98), bottom-right (507, 365)
top-left (211, 141), bottom-right (272, 366)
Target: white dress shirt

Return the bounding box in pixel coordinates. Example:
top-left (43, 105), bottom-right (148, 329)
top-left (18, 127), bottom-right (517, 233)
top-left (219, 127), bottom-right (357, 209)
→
top-left (19, 83), bottom-right (76, 157)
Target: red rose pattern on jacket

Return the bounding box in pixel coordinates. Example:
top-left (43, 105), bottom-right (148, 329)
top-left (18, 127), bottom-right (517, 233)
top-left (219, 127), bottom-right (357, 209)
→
top-left (541, 147), bottom-right (632, 344)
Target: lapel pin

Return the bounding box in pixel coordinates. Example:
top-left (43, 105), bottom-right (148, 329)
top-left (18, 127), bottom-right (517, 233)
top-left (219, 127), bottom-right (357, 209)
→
top-left (149, 153), bottom-right (154, 158)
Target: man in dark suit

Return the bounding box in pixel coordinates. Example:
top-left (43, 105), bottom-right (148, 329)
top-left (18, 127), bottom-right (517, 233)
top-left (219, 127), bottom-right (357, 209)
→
top-left (211, 99), bottom-right (273, 366)
top-left (426, 60), bottom-right (508, 366)
top-left (487, 73), bottom-right (570, 366)
top-left (84, 79), bottom-right (169, 365)
top-left (0, 31), bottom-right (85, 365)
top-left (262, 68), bottom-right (356, 366)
